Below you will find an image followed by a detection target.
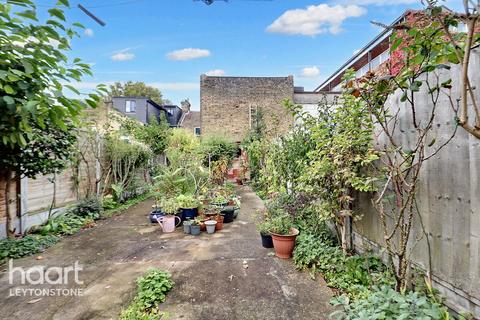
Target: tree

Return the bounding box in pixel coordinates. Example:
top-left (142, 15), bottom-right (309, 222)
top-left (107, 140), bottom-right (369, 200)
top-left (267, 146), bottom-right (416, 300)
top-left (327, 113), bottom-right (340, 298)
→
top-left (0, 0), bottom-right (104, 237)
top-left (109, 81), bottom-right (164, 104)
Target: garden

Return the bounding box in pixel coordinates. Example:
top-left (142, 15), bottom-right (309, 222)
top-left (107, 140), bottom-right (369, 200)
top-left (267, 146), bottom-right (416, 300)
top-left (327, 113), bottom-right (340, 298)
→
top-left (1, 0), bottom-right (479, 319)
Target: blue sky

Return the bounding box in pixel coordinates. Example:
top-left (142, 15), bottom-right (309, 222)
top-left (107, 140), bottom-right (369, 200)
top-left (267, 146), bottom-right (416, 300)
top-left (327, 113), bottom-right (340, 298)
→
top-left (46, 0), bottom-right (463, 110)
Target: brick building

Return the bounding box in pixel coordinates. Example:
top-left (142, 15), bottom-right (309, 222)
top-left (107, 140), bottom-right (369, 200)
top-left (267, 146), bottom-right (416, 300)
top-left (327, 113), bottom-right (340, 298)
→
top-left (200, 75), bottom-right (295, 142)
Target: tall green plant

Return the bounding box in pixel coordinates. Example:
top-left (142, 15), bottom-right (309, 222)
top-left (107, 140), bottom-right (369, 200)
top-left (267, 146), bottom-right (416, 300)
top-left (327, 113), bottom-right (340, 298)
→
top-left (289, 73), bottom-right (379, 252)
top-left (0, 0), bottom-right (105, 236)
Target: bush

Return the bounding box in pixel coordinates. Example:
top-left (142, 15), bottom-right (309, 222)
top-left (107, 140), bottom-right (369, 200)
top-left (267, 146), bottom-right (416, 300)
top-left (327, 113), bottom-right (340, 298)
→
top-left (198, 135), bottom-right (237, 166)
top-left (0, 235), bottom-right (59, 261)
top-left (120, 269), bottom-right (174, 320)
top-left (71, 197), bottom-right (102, 219)
top-left (293, 232), bottom-right (393, 298)
top-left (332, 286), bottom-right (450, 320)
top-left (36, 214), bottom-right (93, 236)
top-left (269, 211), bottom-right (295, 235)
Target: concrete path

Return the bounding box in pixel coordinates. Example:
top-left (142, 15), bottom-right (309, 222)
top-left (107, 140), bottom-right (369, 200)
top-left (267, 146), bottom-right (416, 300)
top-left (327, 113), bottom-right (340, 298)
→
top-left (0, 186), bottom-right (335, 320)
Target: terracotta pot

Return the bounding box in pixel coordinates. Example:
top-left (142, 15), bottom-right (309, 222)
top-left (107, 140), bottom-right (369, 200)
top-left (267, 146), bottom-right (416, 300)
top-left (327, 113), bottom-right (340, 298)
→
top-left (215, 215), bottom-right (224, 230)
top-left (271, 228), bottom-right (299, 259)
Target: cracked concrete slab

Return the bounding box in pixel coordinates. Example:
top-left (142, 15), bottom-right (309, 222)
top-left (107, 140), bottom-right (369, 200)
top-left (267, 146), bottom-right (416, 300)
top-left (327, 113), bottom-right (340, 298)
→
top-left (0, 186), bottom-right (335, 320)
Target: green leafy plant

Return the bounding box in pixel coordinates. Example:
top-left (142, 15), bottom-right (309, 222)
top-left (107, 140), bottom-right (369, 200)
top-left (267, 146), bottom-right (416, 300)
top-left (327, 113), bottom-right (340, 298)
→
top-left (120, 268), bottom-right (174, 320)
top-left (70, 197), bottom-right (102, 220)
top-left (198, 134), bottom-right (238, 166)
top-left (175, 194), bottom-right (200, 209)
top-left (268, 211), bottom-right (295, 235)
top-left (0, 234), bottom-right (59, 261)
top-left (159, 198), bottom-right (179, 215)
top-left (0, 0), bottom-right (106, 237)
top-left (331, 285), bottom-right (450, 320)
top-left (102, 195), bottom-right (118, 210)
top-left (36, 214), bottom-right (92, 236)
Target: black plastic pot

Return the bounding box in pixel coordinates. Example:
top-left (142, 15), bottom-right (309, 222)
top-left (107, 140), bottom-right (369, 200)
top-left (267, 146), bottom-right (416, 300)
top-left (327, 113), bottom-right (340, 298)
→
top-left (180, 207), bottom-right (198, 221)
top-left (149, 210), bottom-right (165, 223)
top-left (260, 233), bottom-right (274, 248)
top-left (221, 206), bottom-right (235, 223)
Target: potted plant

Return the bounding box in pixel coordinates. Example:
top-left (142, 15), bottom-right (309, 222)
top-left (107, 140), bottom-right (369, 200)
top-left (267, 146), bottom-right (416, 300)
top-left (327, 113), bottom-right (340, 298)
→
top-left (215, 214), bottom-right (224, 231)
top-left (149, 198), bottom-right (165, 223)
top-left (232, 196), bottom-right (241, 219)
top-left (183, 219), bottom-right (192, 234)
top-left (256, 219), bottom-right (274, 248)
top-left (211, 195), bottom-right (228, 207)
top-left (176, 194), bottom-right (201, 221)
top-left (205, 220), bottom-right (217, 234)
top-left (269, 213), bottom-right (299, 259)
top-left (220, 206), bottom-right (235, 223)
top-left (190, 219), bottom-right (201, 236)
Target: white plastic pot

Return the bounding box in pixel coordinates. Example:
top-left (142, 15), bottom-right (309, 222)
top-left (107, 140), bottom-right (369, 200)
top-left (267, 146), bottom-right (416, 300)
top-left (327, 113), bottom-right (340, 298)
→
top-left (205, 220), bottom-right (217, 234)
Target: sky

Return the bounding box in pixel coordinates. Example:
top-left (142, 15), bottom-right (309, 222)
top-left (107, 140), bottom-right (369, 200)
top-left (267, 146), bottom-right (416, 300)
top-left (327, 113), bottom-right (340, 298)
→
top-left (37, 0), bottom-right (464, 110)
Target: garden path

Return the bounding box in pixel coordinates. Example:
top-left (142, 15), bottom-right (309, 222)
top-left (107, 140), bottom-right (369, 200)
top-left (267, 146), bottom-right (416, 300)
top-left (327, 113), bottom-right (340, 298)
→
top-left (0, 186), bottom-right (335, 320)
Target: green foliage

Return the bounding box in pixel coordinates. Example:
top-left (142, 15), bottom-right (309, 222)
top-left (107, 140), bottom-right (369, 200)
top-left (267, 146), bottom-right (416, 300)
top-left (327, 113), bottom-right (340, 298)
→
top-left (199, 135), bottom-right (237, 166)
top-left (36, 214), bottom-right (92, 236)
top-left (120, 269), bottom-right (174, 320)
top-left (268, 211), bottom-right (295, 235)
top-left (106, 135), bottom-right (152, 199)
top-left (70, 197), bottom-right (102, 219)
top-left (293, 233), bottom-right (393, 299)
top-left (110, 81), bottom-right (163, 105)
top-left (120, 114), bottom-right (171, 155)
top-left (102, 195), bottom-right (118, 210)
top-left (0, 234), bottom-right (59, 261)
top-left (332, 286), bottom-right (450, 320)
top-left (0, 0), bottom-right (105, 175)
top-left (175, 194), bottom-right (200, 209)
top-left (0, 120), bottom-right (77, 178)
top-left (159, 198), bottom-right (179, 215)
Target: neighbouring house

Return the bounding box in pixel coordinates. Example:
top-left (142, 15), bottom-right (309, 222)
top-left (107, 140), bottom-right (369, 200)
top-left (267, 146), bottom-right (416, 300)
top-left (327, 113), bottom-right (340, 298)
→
top-left (200, 75), bottom-right (334, 142)
top-left (314, 9), bottom-right (480, 317)
top-left (161, 104), bottom-right (183, 127)
top-left (112, 96), bottom-right (167, 124)
top-left (178, 99), bottom-right (201, 136)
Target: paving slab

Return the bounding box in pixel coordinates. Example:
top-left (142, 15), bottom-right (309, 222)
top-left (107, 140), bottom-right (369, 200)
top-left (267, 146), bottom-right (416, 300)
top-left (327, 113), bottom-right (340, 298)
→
top-left (0, 186), bottom-right (335, 320)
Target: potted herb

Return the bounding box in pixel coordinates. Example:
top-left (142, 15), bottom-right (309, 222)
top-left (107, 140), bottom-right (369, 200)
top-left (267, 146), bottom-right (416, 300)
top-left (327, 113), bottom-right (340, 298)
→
top-left (190, 219), bottom-right (201, 236)
top-left (176, 194), bottom-right (201, 221)
top-left (269, 213), bottom-right (299, 259)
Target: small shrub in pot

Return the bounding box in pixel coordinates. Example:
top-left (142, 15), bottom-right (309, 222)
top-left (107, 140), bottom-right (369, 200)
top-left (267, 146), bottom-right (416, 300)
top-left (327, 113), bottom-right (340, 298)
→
top-left (269, 212), bottom-right (299, 259)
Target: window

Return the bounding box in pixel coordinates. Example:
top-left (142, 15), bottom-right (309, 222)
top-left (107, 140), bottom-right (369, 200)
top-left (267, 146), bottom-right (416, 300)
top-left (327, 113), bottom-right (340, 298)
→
top-left (125, 100), bottom-right (136, 113)
top-left (194, 127), bottom-right (201, 136)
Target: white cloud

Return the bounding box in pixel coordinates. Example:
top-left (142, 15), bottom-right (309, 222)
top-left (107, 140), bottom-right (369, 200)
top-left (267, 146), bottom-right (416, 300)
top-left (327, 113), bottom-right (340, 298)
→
top-left (300, 66), bottom-right (320, 78)
top-left (167, 48), bottom-right (211, 61)
top-left (267, 4), bottom-right (367, 36)
top-left (84, 28), bottom-right (94, 37)
top-left (111, 49), bottom-right (135, 61)
top-left (335, 0), bottom-right (416, 5)
top-left (205, 69), bottom-right (226, 76)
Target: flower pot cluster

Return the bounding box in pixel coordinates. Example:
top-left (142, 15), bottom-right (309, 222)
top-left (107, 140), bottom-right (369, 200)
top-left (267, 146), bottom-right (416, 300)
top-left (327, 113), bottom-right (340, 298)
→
top-left (150, 183), bottom-right (241, 236)
top-left (255, 209), bottom-right (299, 259)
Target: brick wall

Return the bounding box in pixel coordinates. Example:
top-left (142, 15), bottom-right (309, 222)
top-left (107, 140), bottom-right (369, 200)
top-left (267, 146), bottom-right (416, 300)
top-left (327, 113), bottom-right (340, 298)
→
top-left (200, 75), bottom-right (294, 142)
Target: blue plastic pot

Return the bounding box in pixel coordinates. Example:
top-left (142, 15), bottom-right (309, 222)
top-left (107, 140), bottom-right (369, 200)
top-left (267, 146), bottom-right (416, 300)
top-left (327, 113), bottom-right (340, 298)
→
top-left (180, 208), bottom-right (198, 221)
top-left (149, 210), bottom-right (165, 223)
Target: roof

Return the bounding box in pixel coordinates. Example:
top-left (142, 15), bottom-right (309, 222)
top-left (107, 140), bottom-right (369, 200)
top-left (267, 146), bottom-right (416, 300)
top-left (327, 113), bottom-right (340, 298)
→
top-left (179, 111), bottom-right (201, 129)
top-left (314, 10), bottom-right (410, 92)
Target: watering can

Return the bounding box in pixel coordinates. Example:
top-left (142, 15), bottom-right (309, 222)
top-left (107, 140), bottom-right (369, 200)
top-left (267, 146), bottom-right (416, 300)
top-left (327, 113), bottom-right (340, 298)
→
top-left (157, 215), bottom-right (181, 233)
